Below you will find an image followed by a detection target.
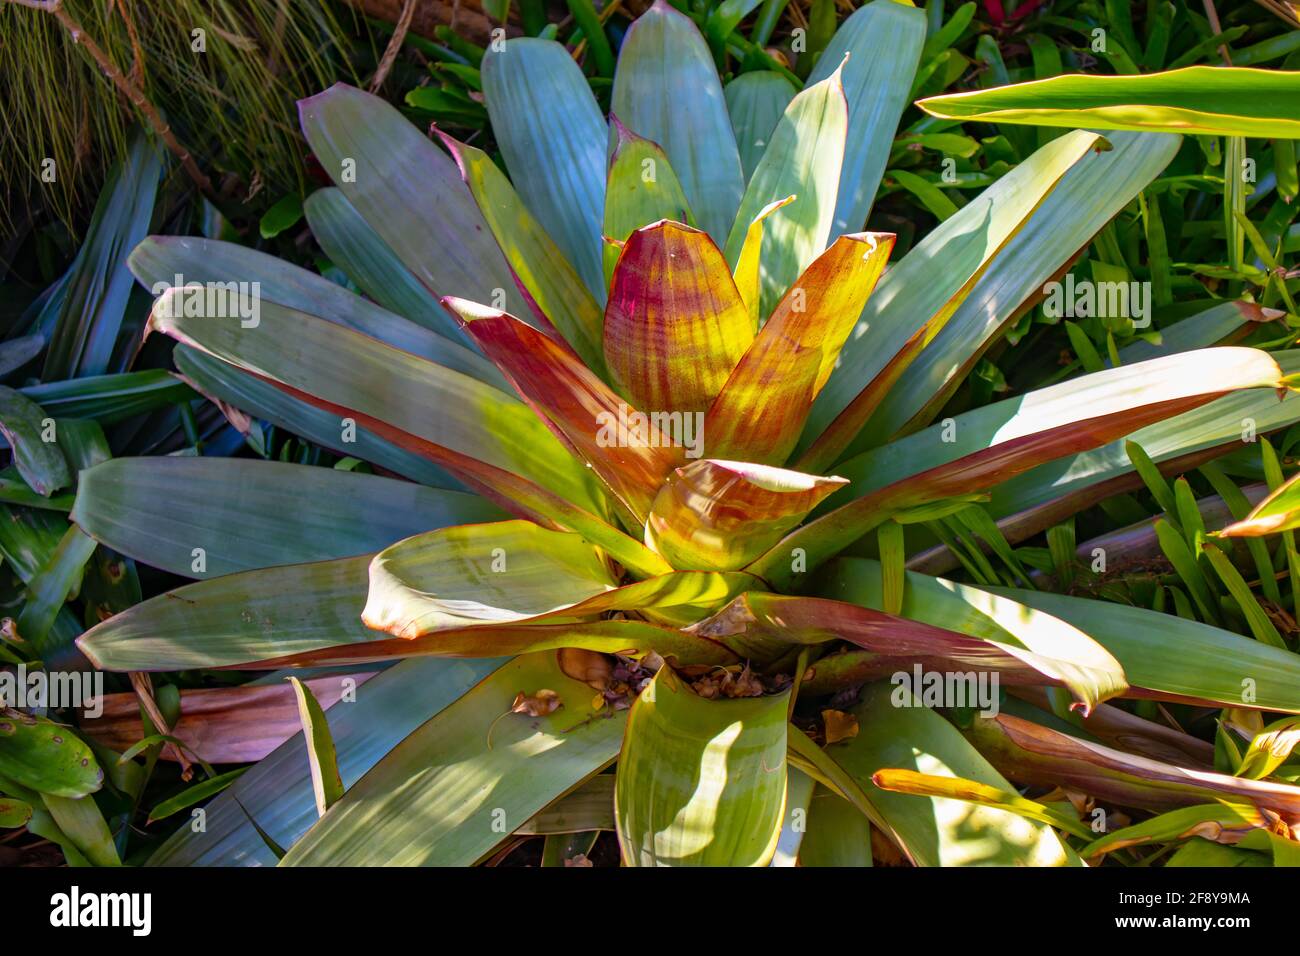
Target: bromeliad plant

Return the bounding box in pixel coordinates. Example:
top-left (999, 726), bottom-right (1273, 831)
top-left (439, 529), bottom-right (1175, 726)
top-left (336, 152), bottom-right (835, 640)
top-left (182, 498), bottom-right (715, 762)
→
top-left (71, 1), bottom-right (1300, 866)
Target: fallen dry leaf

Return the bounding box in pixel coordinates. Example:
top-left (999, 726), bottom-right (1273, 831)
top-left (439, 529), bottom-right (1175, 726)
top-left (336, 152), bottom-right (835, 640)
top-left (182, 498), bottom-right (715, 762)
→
top-left (822, 709), bottom-right (859, 745)
top-left (557, 648), bottom-right (613, 690)
top-left (511, 689), bottom-right (562, 717)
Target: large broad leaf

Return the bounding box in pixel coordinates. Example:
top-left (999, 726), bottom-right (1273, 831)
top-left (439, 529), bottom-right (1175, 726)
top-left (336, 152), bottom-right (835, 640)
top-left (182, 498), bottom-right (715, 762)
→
top-left (443, 297), bottom-right (680, 522)
top-left (603, 221), bottom-right (752, 414)
top-left (18, 370), bottom-right (193, 425)
top-left (174, 346), bottom-right (464, 490)
top-left (128, 236), bottom-right (503, 388)
top-left (601, 119), bottom-right (695, 282)
top-left (981, 350), bottom-right (1300, 533)
top-left (612, 0), bottom-right (744, 244)
top-left (0, 387), bottom-right (71, 496)
top-left (919, 66), bottom-right (1300, 138)
top-left (812, 559), bottom-right (1127, 713)
top-left (365, 520), bottom-right (615, 635)
top-left (797, 783), bottom-right (874, 866)
top-left (859, 131), bottom-right (1182, 446)
top-left (365, 520), bottom-right (752, 636)
top-left (965, 713), bottom-right (1300, 825)
top-left (246, 618), bottom-right (738, 670)
top-left (723, 65), bottom-right (848, 318)
top-left (147, 289), bottom-right (662, 575)
top-left (808, 0), bottom-right (927, 235)
top-left (760, 347), bottom-right (1284, 586)
top-left (44, 131), bottom-right (161, 379)
top-left (281, 653), bottom-right (625, 865)
top-left (799, 130), bottom-right (1107, 472)
top-left (82, 674), bottom-right (375, 764)
top-left (297, 84), bottom-right (530, 317)
top-left (0, 711), bottom-right (103, 798)
top-left (797, 683), bottom-right (1082, 866)
top-left (436, 132), bottom-right (606, 373)
top-left (986, 588), bottom-right (1300, 714)
top-left (724, 72), bottom-right (797, 184)
top-left (1118, 300), bottom-right (1279, 366)
top-left (78, 556), bottom-right (375, 671)
top-left (645, 460), bottom-right (846, 571)
top-left (302, 188), bottom-right (468, 342)
top-left (697, 589), bottom-right (1130, 719)
top-left (70, 457), bottom-right (504, 577)
top-left (481, 39), bottom-right (607, 298)
top-left (147, 657), bottom-right (504, 865)
top-left (705, 232), bottom-right (892, 464)
top-left (615, 666), bottom-right (788, 866)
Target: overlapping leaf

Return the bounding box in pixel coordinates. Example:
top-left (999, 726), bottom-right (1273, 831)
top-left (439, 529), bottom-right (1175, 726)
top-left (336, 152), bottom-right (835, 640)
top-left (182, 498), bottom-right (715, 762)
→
top-left (616, 667), bottom-right (788, 866)
top-left (645, 460), bottom-right (845, 572)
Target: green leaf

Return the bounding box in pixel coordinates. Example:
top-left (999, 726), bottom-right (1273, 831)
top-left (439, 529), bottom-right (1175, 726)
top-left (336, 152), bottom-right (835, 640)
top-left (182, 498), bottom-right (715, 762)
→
top-left (173, 346), bottom-right (461, 490)
top-left (128, 236), bottom-right (503, 388)
top-left (0, 797), bottom-right (32, 828)
top-left (149, 658), bottom-right (503, 865)
top-left (259, 193), bottom-right (304, 240)
top-left (71, 457), bottom-right (504, 578)
top-left (1219, 469), bottom-right (1300, 537)
top-left (43, 793), bottom-right (120, 866)
top-left (919, 66), bottom-right (1300, 138)
top-left (982, 352), bottom-right (1300, 531)
top-left (1167, 838), bottom-right (1274, 867)
top-left (366, 520), bottom-right (748, 639)
top-left (1079, 803), bottom-right (1267, 859)
top-left (298, 84), bottom-right (532, 317)
top-left (482, 39), bottom-right (608, 297)
top-left (984, 587), bottom-right (1300, 714)
top-left (1204, 543), bottom-right (1285, 647)
top-left (602, 119), bottom-right (695, 282)
top-left (0, 387), bottom-right (71, 496)
top-left (147, 289), bottom-right (610, 526)
top-left (724, 72), bottom-right (797, 184)
top-left (286, 678), bottom-right (343, 817)
top-left (302, 188), bottom-right (468, 342)
top-left (768, 348), bottom-right (1283, 585)
top-left (810, 0), bottom-right (927, 235)
top-left (797, 784), bottom-right (873, 866)
top-left (281, 653), bottom-right (625, 865)
top-left (437, 132), bottom-right (607, 373)
top-left (1236, 716), bottom-right (1300, 780)
top-left (18, 370), bottom-right (195, 425)
top-left (817, 559), bottom-right (1129, 714)
top-left (44, 131), bottom-right (162, 379)
top-left (613, 0), bottom-right (744, 244)
top-left (16, 525), bottom-right (97, 649)
top-left (803, 684), bottom-right (1082, 866)
top-left (0, 711), bottom-right (102, 798)
top-left (801, 130), bottom-right (1109, 470)
top-left (888, 168), bottom-right (958, 220)
top-left (77, 556), bottom-right (375, 671)
top-left (723, 62), bottom-right (848, 318)
top-left (616, 666), bottom-right (788, 866)
top-left (147, 768), bottom-right (249, 824)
